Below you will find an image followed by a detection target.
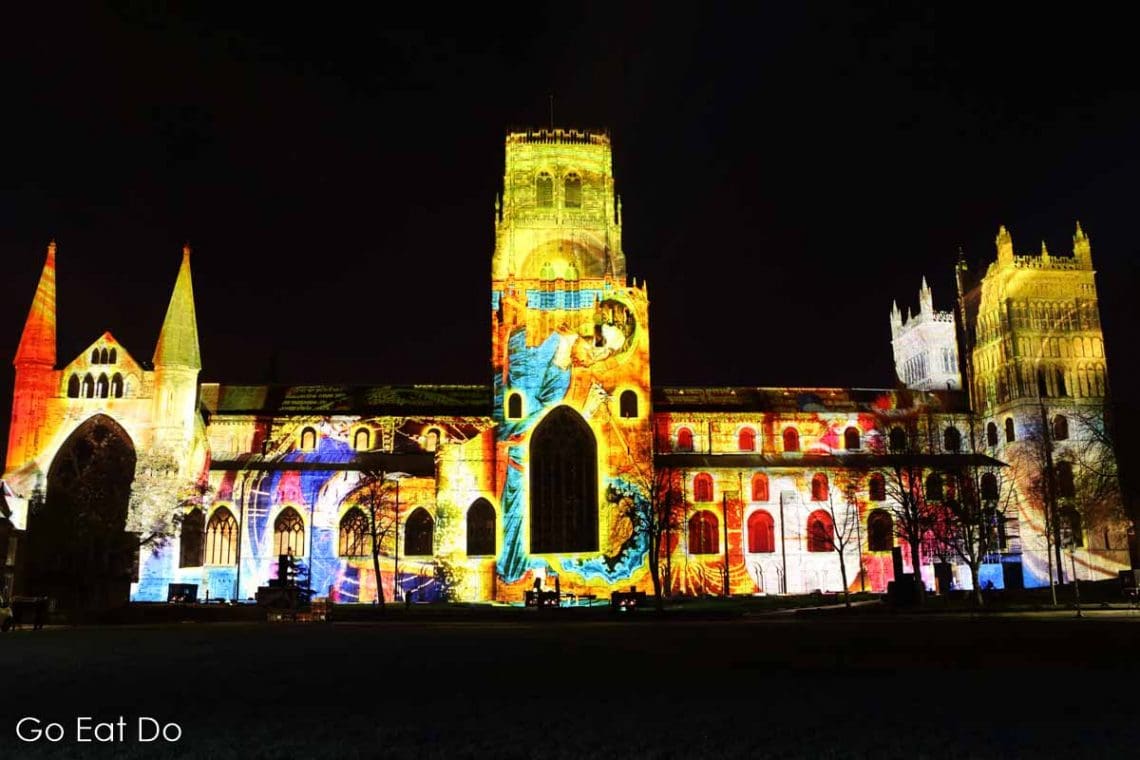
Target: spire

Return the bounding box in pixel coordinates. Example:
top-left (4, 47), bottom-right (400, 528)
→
top-left (153, 243), bottom-right (201, 370)
top-left (1073, 220), bottom-right (1092, 265)
top-left (890, 299), bottom-right (902, 335)
top-left (919, 277), bottom-right (933, 316)
top-left (996, 225), bottom-right (1013, 264)
top-left (1040, 240), bottom-right (1050, 262)
top-left (15, 241), bottom-right (57, 367)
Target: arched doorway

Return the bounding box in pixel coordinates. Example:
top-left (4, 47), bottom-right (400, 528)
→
top-left (23, 414), bottom-right (137, 613)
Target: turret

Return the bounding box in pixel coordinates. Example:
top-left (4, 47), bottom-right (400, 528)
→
top-left (996, 225), bottom-right (1014, 265)
top-left (7, 242), bottom-right (59, 471)
top-left (152, 244), bottom-right (201, 452)
top-left (1073, 221), bottom-right (1092, 267)
top-left (890, 299), bottom-right (902, 337)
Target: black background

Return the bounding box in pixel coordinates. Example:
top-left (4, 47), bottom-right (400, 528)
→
top-left (4, 4), bottom-right (1138, 461)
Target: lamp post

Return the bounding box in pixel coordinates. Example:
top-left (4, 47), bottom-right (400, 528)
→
top-left (385, 472), bottom-right (411, 602)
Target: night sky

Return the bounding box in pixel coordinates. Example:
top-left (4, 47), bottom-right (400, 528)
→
top-left (4, 4), bottom-right (1139, 458)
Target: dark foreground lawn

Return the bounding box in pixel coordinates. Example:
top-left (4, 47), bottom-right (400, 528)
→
top-left (2, 613), bottom-right (1138, 759)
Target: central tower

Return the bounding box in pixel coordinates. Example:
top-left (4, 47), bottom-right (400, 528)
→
top-left (488, 128), bottom-right (652, 594)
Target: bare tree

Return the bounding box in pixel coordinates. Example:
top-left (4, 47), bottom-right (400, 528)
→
top-left (615, 464), bottom-right (685, 612)
top-left (127, 452), bottom-right (214, 551)
top-left (935, 463), bottom-right (1015, 607)
top-left (879, 424), bottom-right (938, 597)
top-left (823, 480), bottom-right (862, 608)
top-left (346, 469), bottom-right (397, 607)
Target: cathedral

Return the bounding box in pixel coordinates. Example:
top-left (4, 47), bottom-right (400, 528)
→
top-left (0, 128), bottom-right (1131, 611)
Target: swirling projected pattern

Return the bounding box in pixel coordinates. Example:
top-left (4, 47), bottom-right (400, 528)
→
top-left (557, 476), bottom-right (649, 583)
top-left (494, 327), bottom-right (571, 582)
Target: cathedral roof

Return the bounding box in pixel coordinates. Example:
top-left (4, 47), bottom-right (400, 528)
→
top-left (653, 386), bottom-right (970, 414)
top-left (200, 383), bottom-right (492, 416)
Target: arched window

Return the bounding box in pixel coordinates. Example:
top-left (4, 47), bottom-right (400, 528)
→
top-left (300, 427), bottom-right (317, 451)
top-left (108, 348), bottom-right (117, 364)
top-left (466, 498), bottom-right (496, 556)
top-left (564, 173), bottom-right (582, 208)
top-left (1005, 417), bottom-right (1016, 442)
top-left (688, 511), bottom-right (719, 555)
top-left (404, 507), bottom-right (434, 557)
top-left (868, 473), bottom-right (886, 501)
top-left (205, 507), bottom-right (238, 565)
top-left (179, 509), bottom-right (205, 568)
top-left (1037, 368), bottom-right (1048, 397)
top-left (783, 427), bottom-right (800, 453)
top-left (751, 473), bottom-right (769, 502)
top-left (738, 427), bottom-right (757, 451)
top-left (1061, 506), bottom-right (1083, 547)
top-left (273, 507), bottom-right (305, 557)
top-left (530, 406), bottom-right (598, 553)
top-left (943, 427), bottom-right (961, 453)
top-left (986, 422), bottom-right (998, 447)
top-left (867, 510), bottom-right (893, 551)
top-left (676, 427), bottom-right (694, 452)
top-left (67, 374), bottom-right (80, 398)
top-left (981, 472), bottom-right (999, 500)
top-left (91, 348), bottom-right (100, 363)
top-left (747, 510), bottom-right (775, 553)
top-left (810, 473), bottom-right (828, 501)
top-left (925, 473), bottom-right (944, 501)
top-left (102, 348), bottom-right (110, 364)
top-left (693, 473), bottom-right (713, 502)
top-left (844, 426), bottom-right (860, 450)
top-left (96, 373), bottom-right (109, 399)
top-left (506, 392), bottom-right (523, 420)
top-left (424, 428), bottom-right (441, 452)
top-left (111, 373), bottom-right (123, 398)
top-left (1056, 369), bottom-right (1068, 397)
top-left (535, 172), bottom-right (554, 207)
top-left (888, 427), bottom-right (906, 452)
top-left (619, 390), bottom-right (638, 418)
top-left (338, 508), bottom-right (370, 557)
top-left (1056, 461), bottom-right (1075, 499)
top-left (353, 428), bottom-right (371, 451)
top-left (807, 510), bottom-right (834, 552)
top-left (1052, 415), bottom-right (1069, 441)
top-left (82, 373), bottom-right (94, 398)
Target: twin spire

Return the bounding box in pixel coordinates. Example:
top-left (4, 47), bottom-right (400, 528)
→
top-left (14, 241), bottom-right (200, 371)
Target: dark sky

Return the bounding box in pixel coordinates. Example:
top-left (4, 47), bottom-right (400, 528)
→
top-left (4, 4), bottom-right (1139, 455)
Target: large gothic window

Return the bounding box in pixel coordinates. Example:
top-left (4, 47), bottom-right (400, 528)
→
top-left (27, 414), bottom-right (137, 611)
top-left (466, 498), bottom-right (496, 556)
top-left (689, 511), bottom-right (719, 555)
top-left (747, 510), bottom-right (775, 553)
top-left (206, 507), bottom-right (238, 565)
top-left (405, 508), bottom-right (434, 557)
top-left (529, 406), bottom-right (598, 553)
top-left (339, 508), bottom-right (370, 557)
top-left (273, 507), bottom-right (305, 557)
top-left (179, 509), bottom-right (205, 568)
top-left (111, 373), bottom-right (124, 398)
top-left (67, 374), bottom-right (80, 398)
